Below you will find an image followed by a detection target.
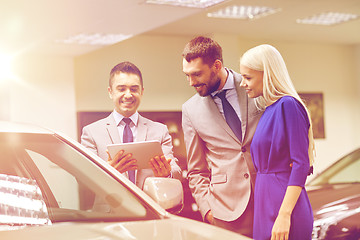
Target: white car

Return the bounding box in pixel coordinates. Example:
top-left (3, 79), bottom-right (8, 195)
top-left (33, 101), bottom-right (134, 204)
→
top-left (0, 121), bottom-right (249, 240)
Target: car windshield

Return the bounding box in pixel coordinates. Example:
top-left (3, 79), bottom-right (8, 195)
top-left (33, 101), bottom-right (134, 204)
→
top-left (0, 132), bottom-right (159, 226)
top-left (308, 148), bottom-right (360, 186)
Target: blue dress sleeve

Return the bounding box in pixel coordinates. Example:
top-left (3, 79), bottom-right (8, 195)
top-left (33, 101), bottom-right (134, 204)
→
top-left (281, 97), bottom-right (310, 187)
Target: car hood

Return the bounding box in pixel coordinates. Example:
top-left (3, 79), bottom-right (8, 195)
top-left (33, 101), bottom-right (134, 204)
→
top-left (0, 217), bottom-right (249, 240)
top-left (307, 183), bottom-right (360, 214)
top-left (307, 183), bottom-right (360, 239)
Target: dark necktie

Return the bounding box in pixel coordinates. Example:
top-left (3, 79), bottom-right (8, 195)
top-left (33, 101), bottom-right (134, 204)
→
top-left (123, 118), bottom-right (135, 183)
top-left (216, 90), bottom-right (242, 141)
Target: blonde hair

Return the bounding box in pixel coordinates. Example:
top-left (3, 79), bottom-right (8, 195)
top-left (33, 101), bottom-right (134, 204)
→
top-left (240, 44), bottom-right (315, 166)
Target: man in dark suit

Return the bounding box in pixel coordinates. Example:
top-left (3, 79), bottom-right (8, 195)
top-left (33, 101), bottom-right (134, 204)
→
top-left (181, 36), bottom-right (263, 237)
top-left (81, 61), bottom-right (181, 189)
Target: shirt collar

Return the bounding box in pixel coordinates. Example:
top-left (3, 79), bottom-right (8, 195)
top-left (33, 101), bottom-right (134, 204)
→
top-left (211, 68), bottom-right (235, 97)
top-left (113, 110), bottom-right (139, 126)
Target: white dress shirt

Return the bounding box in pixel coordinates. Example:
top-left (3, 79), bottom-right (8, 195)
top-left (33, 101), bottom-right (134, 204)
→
top-left (112, 110), bottom-right (139, 140)
top-left (211, 68), bottom-right (242, 121)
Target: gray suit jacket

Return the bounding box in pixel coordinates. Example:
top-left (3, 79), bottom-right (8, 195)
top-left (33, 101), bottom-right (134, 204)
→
top-left (81, 112), bottom-right (182, 189)
top-left (182, 69), bottom-right (263, 221)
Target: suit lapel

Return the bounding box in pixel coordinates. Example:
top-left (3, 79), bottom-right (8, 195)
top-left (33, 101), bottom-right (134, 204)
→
top-left (136, 115), bottom-right (147, 142)
top-left (202, 95), bottom-right (241, 144)
top-left (105, 113), bottom-right (121, 144)
top-left (233, 71), bottom-right (248, 142)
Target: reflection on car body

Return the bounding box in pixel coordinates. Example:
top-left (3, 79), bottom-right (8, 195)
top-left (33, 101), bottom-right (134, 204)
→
top-left (307, 148), bottom-right (360, 240)
top-left (0, 174), bottom-right (51, 228)
top-left (0, 121), bottom-right (249, 240)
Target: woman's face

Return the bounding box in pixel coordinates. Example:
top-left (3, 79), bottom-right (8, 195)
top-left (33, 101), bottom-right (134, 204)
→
top-left (239, 65), bottom-right (264, 98)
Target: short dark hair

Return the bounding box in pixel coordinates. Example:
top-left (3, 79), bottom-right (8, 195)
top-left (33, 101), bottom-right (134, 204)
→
top-left (109, 61), bottom-right (143, 88)
top-left (182, 36), bottom-right (223, 66)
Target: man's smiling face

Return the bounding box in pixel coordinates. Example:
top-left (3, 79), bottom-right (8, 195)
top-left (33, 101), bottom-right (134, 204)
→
top-left (108, 72), bottom-right (144, 117)
top-left (182, 57), bottom-right (221, 97)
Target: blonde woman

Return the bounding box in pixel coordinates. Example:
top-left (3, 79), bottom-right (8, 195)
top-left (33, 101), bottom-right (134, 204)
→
top-left (240, 44), bottom-right (314, 240)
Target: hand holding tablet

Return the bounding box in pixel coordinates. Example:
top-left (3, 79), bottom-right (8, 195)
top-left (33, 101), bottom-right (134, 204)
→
top-left (107, 140), bottom-right (164, 169)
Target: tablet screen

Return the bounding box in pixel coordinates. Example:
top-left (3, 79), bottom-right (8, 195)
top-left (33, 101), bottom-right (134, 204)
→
top-left (107, 140), bottom-right (163, 169)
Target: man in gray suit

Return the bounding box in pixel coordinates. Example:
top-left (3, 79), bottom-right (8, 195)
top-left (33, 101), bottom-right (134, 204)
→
top-left (81, 61), bottom-right (181, 189)
top-left (181, 36), bottom-right (262, 237)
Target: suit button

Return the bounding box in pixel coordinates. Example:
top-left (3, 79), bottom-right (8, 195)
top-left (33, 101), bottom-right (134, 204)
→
top-left (241, 147), bottom-right (246, 152)
top-left (244, 173), bottom-right (249, 179)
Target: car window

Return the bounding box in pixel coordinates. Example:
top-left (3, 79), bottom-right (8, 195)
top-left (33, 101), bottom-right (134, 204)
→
top-left (0, 132), bottom-right (158, 226)
top-left (328, 155), bottom-right (360, 184)
top-left (26, 149), bottom-right (81, 210)
top-left (309, 149), bottom-right (360, 185)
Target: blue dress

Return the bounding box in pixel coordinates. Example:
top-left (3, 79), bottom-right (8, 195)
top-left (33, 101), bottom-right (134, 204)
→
top-left (251, 96), bottom-right (313, 240)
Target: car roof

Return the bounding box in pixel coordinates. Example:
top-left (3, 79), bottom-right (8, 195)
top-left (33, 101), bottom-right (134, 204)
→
top-left (0, 121), bottom-right (53, 134)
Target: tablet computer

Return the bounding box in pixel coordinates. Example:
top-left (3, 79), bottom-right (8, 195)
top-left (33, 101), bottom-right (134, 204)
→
top-left (107, 140), bottom-right (163, 169)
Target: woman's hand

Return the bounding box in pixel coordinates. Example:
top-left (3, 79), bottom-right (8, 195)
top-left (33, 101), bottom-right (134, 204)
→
top-left (271, 212), bottom-right (291, 240)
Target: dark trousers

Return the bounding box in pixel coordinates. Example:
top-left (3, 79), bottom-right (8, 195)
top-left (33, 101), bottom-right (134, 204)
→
top-left (212, 192), bottom-right (254, 238)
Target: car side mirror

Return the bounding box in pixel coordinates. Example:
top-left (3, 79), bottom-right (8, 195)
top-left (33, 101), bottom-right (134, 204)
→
top-left (143, 177), bottom-right (184, 215)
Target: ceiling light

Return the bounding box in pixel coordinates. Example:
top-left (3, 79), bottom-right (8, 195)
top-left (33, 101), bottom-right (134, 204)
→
top-left (55, 33), bottom-right (133, 46)
top-left (296, 12), bottom-right (359, 26)
top-left (207, 5), bottom-right (281, 19)
top-left (145, 0), bottom-right (225, 8)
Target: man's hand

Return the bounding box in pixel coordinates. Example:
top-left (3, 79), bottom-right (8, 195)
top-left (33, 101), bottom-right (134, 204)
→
top-left (149, 155), bottom-right (171, 177)
top-left (205, 210), bottom-right (214, 224)
top-left (107, 150), bottom-right (137, 173)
